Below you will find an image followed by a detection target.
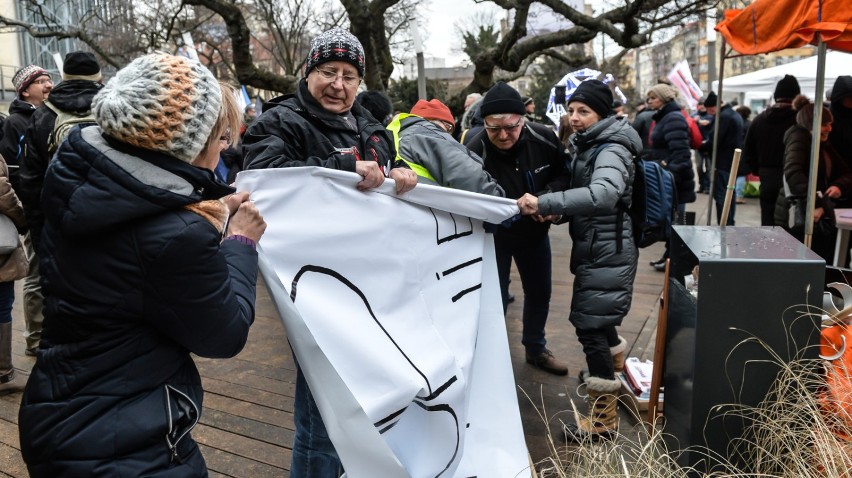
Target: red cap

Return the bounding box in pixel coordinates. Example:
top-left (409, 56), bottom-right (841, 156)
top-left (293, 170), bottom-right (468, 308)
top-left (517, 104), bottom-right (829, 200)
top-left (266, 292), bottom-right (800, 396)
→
top-left (410, 99), bottom-right (455, 128)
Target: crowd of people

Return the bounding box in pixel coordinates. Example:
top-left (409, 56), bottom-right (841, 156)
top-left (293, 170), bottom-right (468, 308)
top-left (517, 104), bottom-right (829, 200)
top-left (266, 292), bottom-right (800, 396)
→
top-left (0, 25), bottom-right (850, 477)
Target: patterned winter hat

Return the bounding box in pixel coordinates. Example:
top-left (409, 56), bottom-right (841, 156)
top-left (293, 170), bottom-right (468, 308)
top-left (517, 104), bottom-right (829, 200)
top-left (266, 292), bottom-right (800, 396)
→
top-left (92, 52), bottom-right (222, 163)
top-left (12, 65), bottom-right (50, 96)
top-left (304, 28), bottom-right (365, 78)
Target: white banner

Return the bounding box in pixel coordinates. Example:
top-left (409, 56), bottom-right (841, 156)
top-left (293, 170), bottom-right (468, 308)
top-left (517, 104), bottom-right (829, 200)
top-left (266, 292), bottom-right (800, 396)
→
top-left (237, 167), bottom-right (530, 478)
top-left (667, 60), bottom-right (704, 111)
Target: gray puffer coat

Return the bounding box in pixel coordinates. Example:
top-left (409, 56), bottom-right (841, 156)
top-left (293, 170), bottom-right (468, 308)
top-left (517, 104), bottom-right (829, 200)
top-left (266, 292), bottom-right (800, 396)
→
top-left (538, 116), bottom-right (642, 329)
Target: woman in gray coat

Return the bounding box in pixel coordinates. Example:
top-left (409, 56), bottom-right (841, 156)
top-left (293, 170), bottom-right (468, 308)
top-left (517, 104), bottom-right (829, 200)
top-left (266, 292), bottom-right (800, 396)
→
top-left (517, 80), bottom-right (641, 441)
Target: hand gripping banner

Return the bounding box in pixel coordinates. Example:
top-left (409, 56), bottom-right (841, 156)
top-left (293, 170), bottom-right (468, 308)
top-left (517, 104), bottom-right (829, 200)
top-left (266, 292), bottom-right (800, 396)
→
top-left (236, 167), bottom-right (530, 478)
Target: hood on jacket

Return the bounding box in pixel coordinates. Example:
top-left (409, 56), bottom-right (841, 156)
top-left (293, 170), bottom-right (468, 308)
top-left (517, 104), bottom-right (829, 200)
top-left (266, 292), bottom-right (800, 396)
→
top-left (7, 98), bottom-right (36, 116)
top-left (46, 80), bottom-right (103, 114)
top-left (44, 126), bottom-right (233, 238)
top-left (762, 102), bottom-right (798, 124)
top-left (831, 75), bottom-right (852, 115)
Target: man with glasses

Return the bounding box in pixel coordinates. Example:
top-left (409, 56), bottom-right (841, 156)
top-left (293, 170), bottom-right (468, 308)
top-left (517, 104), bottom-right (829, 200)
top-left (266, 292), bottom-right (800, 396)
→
top-left (1, 64), bottom-right (53, 192)
top-left (242, 27), bottom-right (416, 478)
top-left (386, 98), bottom-right (503, 195)
top-left (18, 53), bottom-right (101, 357)
top-left (466, 81), bottom-right (572, 376)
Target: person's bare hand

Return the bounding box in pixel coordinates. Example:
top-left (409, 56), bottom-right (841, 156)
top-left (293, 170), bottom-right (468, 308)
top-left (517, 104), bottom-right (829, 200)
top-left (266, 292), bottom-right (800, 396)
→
top-left (814, 207), bottom-right (825, 223)
top-left (226, 198), bottom-right (266, 243)
top-left (389, 168), bottom-right (418, 194)
top-left (224, 191), bottom-right (250, 216)
top-left (355, 161), bottom-right (385, 191)
top-left (517, 193), bottom-right (540, 215)
top-left (826, 186), bottom-right (842, 199)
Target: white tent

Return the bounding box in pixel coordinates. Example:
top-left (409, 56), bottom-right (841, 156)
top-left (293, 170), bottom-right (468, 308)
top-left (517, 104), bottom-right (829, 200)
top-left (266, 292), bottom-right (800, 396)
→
top-left (713, 50), bottom-right (852, 110)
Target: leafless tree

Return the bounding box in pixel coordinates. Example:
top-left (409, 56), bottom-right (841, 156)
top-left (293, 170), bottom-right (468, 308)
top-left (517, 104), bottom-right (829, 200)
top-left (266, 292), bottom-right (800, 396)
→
top-left (451, 0), bottom-right (717, 107)
top-left (2, 0), bottom-right (716, 97)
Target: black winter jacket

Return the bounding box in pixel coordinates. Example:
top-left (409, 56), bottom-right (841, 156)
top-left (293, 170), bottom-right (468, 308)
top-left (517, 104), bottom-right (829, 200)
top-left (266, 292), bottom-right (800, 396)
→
top-left (830, 75), bottom-right (852, 162)
top-left (649, 101), bottom-right (696, 204)
top-left (0, 98), bottom-right (37, 192)
top-left (702, 104), bottom-right (744, 172)
top-left (20, 79), bottom-right (102, 251)
top-left (243, 79), bottom-right (400, 173)
top-left (743, 101), bottom-right (797, 175)
top-left (774, 125), bottom-right (852, 226)
top-left (466, 121), bottom-right (571, 239)
top-left (19, 126), bottom-right (259, 478)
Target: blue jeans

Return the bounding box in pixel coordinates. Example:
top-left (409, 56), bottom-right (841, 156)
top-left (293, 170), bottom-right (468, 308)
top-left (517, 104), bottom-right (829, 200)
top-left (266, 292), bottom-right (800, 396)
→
top-left (735, 175), bottom-right (746, 199)
top-left (0, 281), bottom-right (14, 324)
top-left (291, 363), bottom-right (342, 478)
top-left (713, 169), bottom-right (735, 225)
top-left (494, 231), bottom-right (552, 356)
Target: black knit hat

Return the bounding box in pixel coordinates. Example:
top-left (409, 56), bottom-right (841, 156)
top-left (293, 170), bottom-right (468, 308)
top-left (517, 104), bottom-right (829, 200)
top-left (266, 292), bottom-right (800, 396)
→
top-left (63, 51), bottom-right (101, 81)
top-left (479, 81), bottom-right (526, 117)
top-left (773, 74), bottom-right (801, 101)
top-left (568, 80), bottom-right (613, 119)
top-left (704, 91), bottom-right (718, 107)
top-left (304, 28), bottom-right (365, 78)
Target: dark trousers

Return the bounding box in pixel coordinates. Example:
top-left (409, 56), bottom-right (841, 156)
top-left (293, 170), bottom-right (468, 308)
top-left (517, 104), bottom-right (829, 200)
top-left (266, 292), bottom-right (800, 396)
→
top-left (575, 326), bottom-right (619, 379)
top-left (713, 169), bottom-right (735, 225)
top-left (291, 363), bottom-right (343, 478)
top-left (697, 152), bottom-right (711, 191)
top-left (759, 171), bottom-right (783, 226)
top-left (494, 231), bottom-right (552, 356)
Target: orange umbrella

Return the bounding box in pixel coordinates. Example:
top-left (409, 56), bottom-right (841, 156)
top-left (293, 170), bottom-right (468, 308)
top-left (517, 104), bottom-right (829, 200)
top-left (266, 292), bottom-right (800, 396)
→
top-left (716, 0), bottom-right (852, 55)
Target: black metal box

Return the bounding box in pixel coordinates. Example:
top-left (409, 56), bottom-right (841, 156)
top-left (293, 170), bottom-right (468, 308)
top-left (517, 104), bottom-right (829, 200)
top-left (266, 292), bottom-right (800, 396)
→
top-left (664, 226), bottom-right (824, 471)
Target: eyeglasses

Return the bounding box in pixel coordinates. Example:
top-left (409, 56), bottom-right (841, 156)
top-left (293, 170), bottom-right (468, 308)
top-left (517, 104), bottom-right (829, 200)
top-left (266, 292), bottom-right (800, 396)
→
top-left (432, 120), bottom-right (454, 134)
top-left (314, 67), bottom-right (361, 87)
top-left (32, 78), bottom-right (52, 86)
top-left (484, 118), bottom-right (522, 133)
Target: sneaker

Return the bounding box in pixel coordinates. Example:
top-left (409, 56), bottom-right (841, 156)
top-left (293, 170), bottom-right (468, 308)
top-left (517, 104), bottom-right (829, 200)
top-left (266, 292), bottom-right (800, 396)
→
top-left (525, 349), bottom-right (568, 375)
top-left (736, 198), bottom-right (746, 204)
top-left (24, 347), bottom-right (37, 357)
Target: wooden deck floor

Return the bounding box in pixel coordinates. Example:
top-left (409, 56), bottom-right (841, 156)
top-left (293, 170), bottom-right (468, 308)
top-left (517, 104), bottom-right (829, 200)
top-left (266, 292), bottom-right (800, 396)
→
top-left (0, 195), bottom-right (760, 477)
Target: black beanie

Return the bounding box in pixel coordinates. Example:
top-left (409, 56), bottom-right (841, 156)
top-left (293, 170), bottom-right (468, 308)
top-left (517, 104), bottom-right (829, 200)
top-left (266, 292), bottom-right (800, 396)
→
top-left (773, 74), bottom-right (801, 101)
top-left (568, 80), bottom-right (613, 119)
top-left (479, 81), bottom-right (526, 117)
top-left (63, 51), bottom-right (101, 81)
top-left (704, 91), bottom-right (718, 107)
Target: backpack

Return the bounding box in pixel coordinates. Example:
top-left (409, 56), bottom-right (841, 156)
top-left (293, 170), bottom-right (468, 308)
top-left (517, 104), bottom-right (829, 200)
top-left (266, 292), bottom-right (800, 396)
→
top-left (44, 102), bottom-right (96, 154)
top-left (589, 144), bottom-right (678, 249)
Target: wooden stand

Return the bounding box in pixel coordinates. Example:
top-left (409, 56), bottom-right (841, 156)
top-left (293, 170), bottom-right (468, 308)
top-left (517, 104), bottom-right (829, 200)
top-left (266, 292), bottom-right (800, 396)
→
top-left (646, 258), bottom-right (670, 426)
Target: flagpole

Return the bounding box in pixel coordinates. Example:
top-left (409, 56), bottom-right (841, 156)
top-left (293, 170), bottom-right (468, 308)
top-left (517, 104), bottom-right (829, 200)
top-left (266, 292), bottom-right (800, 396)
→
top-left (805, 36), bottom-right (827, 248)
top-left (706, 38), bottom-right (726, 225)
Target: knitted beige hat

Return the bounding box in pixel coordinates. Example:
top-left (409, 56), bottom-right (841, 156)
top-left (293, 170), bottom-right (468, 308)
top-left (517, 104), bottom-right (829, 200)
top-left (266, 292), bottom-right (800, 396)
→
top-left (647, 83), bottom-right (680, 103)
top-left (92, 52), bottom-right (221, 163)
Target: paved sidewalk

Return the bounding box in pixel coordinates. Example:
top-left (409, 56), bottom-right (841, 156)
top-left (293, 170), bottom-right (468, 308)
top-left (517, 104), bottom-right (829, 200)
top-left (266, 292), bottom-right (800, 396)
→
top-left (0, 192), bottom-right (762, 477)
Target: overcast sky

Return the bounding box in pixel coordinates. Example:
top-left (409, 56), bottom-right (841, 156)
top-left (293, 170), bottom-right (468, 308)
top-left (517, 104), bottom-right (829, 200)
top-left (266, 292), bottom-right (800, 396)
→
top-left (416, 0), bottom-right (610, 66)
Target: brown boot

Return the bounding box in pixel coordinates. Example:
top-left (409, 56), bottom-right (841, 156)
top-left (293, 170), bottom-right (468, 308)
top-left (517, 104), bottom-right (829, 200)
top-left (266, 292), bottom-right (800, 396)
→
top-left (525, 349), bottom-right (568, 375)
top-left (565, 376), bottom-right (621, 442)
top-left (0, 322), bottom-right (25, 395)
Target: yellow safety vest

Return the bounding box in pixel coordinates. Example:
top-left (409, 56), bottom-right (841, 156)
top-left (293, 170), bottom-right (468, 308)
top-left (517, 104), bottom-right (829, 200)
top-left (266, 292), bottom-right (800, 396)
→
top-left (386, 113), bottom-right (438, 183)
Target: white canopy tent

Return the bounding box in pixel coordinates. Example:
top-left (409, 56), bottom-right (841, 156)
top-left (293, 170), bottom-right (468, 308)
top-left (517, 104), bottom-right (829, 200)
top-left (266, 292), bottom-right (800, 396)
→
top-left (713, 50), bottom-right (852, 111)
